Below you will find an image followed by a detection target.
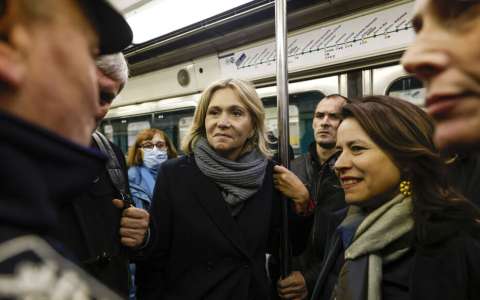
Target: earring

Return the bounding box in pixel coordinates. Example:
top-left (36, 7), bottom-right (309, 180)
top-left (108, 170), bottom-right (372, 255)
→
top-left (399, 180), bottom-right (412, 197)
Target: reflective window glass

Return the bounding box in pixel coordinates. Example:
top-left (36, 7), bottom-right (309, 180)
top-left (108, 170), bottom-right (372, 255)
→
top-left (387, 76), bottom-right (425, 106)
top-left (262, 91), bottom-right (324, 156)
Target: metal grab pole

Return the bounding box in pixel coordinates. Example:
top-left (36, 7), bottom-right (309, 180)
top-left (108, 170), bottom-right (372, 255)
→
top-left (275, 0), bottom-right (291, 278)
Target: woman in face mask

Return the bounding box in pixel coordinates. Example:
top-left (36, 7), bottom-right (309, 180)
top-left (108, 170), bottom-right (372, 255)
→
top-left (127, 128), bottom-right (177, 210)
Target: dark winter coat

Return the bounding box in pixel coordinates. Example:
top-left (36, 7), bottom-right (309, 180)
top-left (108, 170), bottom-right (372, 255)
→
top-left (53, 140), bottom-right (130, 297)
top-left (0, 112), bottom-right (104, 244)
top-left (0, 112), bottom-right (124, 298)
top-left (447, 153), bottom-right (480, 207)
top-left (289, 143), bottom-right (346, 292)
top-left (136, 155), bottom-right (284, 300)
top-left (311, 209), bottom-right (480, 300)
top-left (290, 143), bottom-right (345, 212)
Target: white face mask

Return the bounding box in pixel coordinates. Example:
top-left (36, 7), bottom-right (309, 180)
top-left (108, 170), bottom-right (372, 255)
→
top-left (143, 148), bottom-right (168, 170)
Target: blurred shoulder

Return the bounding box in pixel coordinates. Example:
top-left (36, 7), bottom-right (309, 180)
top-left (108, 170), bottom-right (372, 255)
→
top-left (159, 155), bottom-right (194, 173)
top-left (292, 152), bottom-right (309, 164)
top-left (291, 153), bottom-right (307, 165)
top-left (460, 229), bottom-right (480, 259)
top-left (128, 165), bottom-right (140, 178)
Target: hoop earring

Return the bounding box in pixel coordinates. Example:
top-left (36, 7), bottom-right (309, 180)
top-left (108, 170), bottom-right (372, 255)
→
top-left (399, 180), bottom-right (412, 197)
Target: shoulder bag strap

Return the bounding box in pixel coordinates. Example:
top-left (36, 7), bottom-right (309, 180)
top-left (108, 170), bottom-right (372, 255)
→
top-left (92, 131), bottom-right (131, 204)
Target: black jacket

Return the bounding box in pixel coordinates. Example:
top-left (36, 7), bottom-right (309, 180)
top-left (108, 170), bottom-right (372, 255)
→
top-left (290, 143), bottom-right (345, 212)
top-left (136, 155), bottom-right (283, 300)
top-left (0, 112), bottom-right (124, 298)
top-left (311, 209), bottom-right (480, 300)
top-left (289, 143), bottom-right (346, 293)
top-left (447, 153), bottom-right (480, 207)
top-left (0, 112), bottom-right (104, 244)
top-left (53, 140), bottom-right (130, 297)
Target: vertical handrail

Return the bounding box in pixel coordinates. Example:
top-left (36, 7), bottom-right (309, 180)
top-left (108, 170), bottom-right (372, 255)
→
top-left (275, 0), bottom-right (290, 278)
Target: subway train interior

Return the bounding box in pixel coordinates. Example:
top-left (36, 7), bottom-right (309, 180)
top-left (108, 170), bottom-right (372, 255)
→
top-left (105, 0), bottom-right (423, 156)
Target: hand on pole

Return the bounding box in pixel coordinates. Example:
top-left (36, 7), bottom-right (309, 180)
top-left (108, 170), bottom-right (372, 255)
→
top-left (112, 199), bottom-right (150, 248)
top-left (273, 165), bottom-right (310, 214)
top-left (277, 271), bottom-right (308, 300)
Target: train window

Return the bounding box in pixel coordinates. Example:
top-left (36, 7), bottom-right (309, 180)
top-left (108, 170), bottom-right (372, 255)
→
top-left (103, 124), bottom-right (114, 142)
top-left (101, 115), bottom-right (152, 155)
top-left (265, 105), bottom-right (300, 150)
top-left (152, 108), bottom-right (195, 152)
top-left (262, 91), bottom-right (324, 156)
top-left (347, 70), bottom-right (363, 99)
top-left (387, 76), bottom-right (425, 106)
top-left (178, 116), bottom-right (194, 150)
top-left (127, 121), bottom-right (151, 147)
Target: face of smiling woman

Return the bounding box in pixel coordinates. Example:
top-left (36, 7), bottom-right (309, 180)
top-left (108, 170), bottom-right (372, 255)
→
top-left (205, 87), bottom-right (254, 161)
top-left (334, 118), bottom-right (401, 206)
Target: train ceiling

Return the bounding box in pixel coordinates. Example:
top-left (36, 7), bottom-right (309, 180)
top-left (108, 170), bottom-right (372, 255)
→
top-left (109, 0), bottom-right (399, 76)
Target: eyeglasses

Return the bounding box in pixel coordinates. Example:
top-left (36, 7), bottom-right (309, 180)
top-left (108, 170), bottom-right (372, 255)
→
top-left (140, 141), bottom-right (166, 150)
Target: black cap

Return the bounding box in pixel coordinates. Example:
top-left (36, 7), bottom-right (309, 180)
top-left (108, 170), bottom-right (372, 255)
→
top-left (78, 0), bottom-right (133, 54)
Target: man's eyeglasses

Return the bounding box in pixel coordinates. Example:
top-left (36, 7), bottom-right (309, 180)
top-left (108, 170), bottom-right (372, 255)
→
top-left (140, 141), bottom-right (166, 150)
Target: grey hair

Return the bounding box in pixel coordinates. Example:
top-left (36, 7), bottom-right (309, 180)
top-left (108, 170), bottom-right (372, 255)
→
top-left (95, 53), bottom-right (129, 91)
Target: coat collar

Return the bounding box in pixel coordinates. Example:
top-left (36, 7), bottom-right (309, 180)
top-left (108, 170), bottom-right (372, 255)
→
top-left (0, 111), bottom-right (106, 232)
top-left (185, 156), bottom-right (272, 259)
top-left (308, 142), bottom-right (339, 170)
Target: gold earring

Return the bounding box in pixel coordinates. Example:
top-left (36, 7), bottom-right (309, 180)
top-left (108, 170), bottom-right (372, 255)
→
top-left (399, 180), bottom-right (412, 197)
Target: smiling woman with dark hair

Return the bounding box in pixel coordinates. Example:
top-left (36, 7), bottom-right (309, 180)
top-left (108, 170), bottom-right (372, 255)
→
top-left (309, 96), bottom-right (480, 300)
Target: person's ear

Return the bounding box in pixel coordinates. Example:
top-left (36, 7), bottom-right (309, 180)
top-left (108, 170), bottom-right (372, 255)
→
top-left (0, 2), bottom-right (27, 92)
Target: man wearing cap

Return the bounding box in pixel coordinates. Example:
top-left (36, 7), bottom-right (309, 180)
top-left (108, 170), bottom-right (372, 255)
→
top-left (0, 0), bottom-right (133, 298)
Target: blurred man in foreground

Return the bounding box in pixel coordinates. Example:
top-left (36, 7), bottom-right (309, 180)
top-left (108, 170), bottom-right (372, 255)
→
top-left (0, 0), bottom-right (132, 297)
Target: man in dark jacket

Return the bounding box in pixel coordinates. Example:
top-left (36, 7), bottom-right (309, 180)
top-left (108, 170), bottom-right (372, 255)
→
top-left (274, 94), bottom-right (348, 299)
top-left (54, 53), bottom-right (150, 297)
top-left (0, 0), bottom-right (133, 298)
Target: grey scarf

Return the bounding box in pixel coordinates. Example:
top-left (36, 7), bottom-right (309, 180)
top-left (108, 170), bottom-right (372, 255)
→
top-left (193, 137), bottom-right (268, 216)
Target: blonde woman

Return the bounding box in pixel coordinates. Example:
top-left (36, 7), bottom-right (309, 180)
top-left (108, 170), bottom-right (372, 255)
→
top-left (136, 79), bottom-right (303, 299)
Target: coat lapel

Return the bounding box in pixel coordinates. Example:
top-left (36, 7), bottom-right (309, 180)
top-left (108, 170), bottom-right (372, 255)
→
top-left (187, 159), bottom-right (249, 258)
top-left (236, 163), bottom-right (273, 257)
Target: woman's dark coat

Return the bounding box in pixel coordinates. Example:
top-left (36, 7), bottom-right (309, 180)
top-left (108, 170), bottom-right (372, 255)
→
top-left (136, 155), bottom-right (284, 300)
top-left (311, 209), bottom-right (480, 300)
